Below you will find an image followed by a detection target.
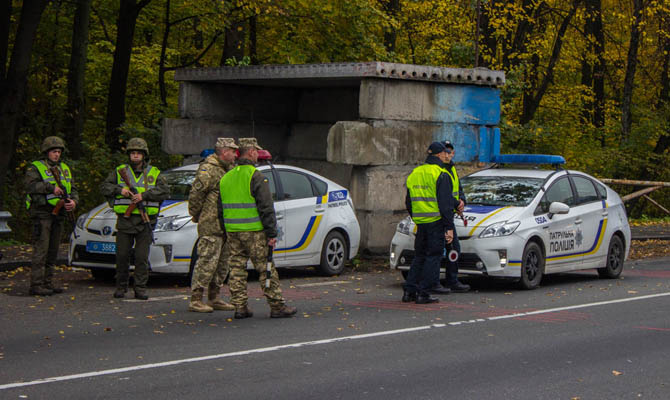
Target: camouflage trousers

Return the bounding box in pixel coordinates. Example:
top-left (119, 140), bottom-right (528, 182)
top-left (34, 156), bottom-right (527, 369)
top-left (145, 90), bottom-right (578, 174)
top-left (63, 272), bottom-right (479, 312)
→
top-left (227, 231), bottom-right (284, 309)
top-left (190, 235), bottom-right (230, 292)
top-left (115, 227), bottom-right (152, 289)
top-left (30, 217), bottom-right (63, 288)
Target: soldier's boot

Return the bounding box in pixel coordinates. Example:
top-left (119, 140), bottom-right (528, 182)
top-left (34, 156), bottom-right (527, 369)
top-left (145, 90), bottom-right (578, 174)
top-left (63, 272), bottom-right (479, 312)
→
top-left (189, 288), bottom-right (213, 313)
top-left (234, 306), bottom-right (253, 319)
top-left (113, 287), bottom-right (127, 298)
top-left (44, 282), bottom-right (64, 294)
top-left (270, 305), bottom-right (297, 319)
top-left (29, 286), bottom-right (53, 296)
top-left (207, 287), bottom-right (234, 311)
top-left (134, 287), bottom-right (149, 300)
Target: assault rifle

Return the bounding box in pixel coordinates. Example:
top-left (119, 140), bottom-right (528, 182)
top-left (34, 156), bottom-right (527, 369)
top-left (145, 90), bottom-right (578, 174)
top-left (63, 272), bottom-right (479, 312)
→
top-left (118, 168), bottom-right (155, 243)
top-left (50, 167), bottom-right (78, 239)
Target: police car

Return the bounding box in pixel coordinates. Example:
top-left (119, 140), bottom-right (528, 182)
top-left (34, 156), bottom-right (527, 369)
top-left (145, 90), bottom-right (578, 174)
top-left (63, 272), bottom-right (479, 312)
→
top-left (69, 159), bottom-right (361, 279)
top-left (389, 155), bottom-right (631, 289)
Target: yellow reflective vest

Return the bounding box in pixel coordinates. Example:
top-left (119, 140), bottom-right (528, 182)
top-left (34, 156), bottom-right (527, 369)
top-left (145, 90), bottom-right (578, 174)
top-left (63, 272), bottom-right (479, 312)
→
top-left (113, 164), bottom-right (161, 215)
top-left (406, 164), bottom-right (444, 224)
top-left (25, 161), bottom-right (72, 209)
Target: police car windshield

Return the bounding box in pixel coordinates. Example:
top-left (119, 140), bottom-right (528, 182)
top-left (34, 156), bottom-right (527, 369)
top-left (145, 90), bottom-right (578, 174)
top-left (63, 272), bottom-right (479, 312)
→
top-left (462, 176), bottom-right (544, 207)
top-left (162, 170), bottom-right (196, 200)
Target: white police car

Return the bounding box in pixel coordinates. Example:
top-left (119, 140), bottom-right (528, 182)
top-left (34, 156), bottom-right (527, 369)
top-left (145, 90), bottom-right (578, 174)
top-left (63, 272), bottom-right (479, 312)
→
top-left (69, 161), bottom-right (360, 279)
top-left (389, 155), bottom-right (631, 289)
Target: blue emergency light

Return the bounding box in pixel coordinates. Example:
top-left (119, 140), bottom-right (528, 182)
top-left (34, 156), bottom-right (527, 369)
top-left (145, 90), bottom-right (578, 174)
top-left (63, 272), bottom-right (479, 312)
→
top-left (491, 154), bottom-right (565, 166)
top-left (200, 149), bottom-right (214, 158)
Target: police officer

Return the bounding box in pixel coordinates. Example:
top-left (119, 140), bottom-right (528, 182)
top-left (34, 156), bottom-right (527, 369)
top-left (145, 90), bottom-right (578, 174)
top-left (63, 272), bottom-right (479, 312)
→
top-left (402, 141), bottom-right (456, 304)
top-left (100, 138), bottom-right (169, 300)
top-left (219, 137), bottom-right (297, 319)
top-left (440, 141), bottom-right (470, 293)
top-left (188, 137), bottom-right (238, 313)
top-left (24, 136), bottom-right (79, 296)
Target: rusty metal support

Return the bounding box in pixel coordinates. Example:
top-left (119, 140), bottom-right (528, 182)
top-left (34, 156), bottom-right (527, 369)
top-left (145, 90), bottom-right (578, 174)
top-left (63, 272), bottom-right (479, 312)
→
top-left (643, 195), bottom-right (670, 215)
top-left (600, 178), bottom-right (670, 187)
top-left (622, 186), bottom-right (661, 202)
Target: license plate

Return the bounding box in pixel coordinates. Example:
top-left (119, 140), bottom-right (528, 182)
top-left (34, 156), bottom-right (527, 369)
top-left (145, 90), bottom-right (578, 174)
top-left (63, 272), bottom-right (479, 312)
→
top-left (86, 241), bottom-right (116, 254)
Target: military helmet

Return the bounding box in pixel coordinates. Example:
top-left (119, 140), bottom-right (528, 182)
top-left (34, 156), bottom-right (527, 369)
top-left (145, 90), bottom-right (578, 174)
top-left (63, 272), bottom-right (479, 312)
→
top-left (126, 137), bottom-right (149, 156)
top-left (41, 136), bottom-right (66, 153)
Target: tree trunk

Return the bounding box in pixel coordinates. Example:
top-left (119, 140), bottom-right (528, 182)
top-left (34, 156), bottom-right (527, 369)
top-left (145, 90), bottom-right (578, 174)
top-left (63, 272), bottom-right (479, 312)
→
top-left (520, 1), bottom-right (578, 125)
top-left (477, 0), bottom-right (498, 68)
top-left (591, 0), bottom-right (605, 130)
top-left (220, 19), bottom-right (246, 65)
top-left (105, 0), bottom-right (152, 153)
top-left (0, 0), bottom-right (11, 79)
top-left (621, 0), bottom-right (644, 142)
top-left (65, 0), bottom-right (92, 160)
top-left (503, 0), bottom-right (541, 71)
top-left (380, 0), bottom-right (400, 54)
top-left (158, 0), bottom-right (171, 108)
top-left (249, 14), bottom-right (257, 65)
top-left (0, 0), bottom-right (49, 207)
top-left (654, 12), bottom-right (670, 156)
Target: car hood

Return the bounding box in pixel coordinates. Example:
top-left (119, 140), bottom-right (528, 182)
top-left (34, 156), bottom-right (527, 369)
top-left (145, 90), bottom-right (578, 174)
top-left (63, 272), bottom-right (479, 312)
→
top-left (80, 200), bottom-right (188, 235)
top-left (457, 205), bottom-right (523, 236)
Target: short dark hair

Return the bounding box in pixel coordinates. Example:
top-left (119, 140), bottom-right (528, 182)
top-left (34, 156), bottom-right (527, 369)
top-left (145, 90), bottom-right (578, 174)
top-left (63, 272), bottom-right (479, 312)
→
top-left (238, 146), bottom-right (255, 157)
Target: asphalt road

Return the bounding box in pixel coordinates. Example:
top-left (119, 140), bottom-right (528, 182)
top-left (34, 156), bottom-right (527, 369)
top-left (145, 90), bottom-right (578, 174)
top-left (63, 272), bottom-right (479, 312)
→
top-left (1, 258), bottom-right (669, 399)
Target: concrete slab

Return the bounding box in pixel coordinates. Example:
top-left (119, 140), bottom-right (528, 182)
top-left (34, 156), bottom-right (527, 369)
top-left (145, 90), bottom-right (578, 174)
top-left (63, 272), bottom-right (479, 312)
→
top-left (357, 210), bottom-right (407, 254)
top-left (350, 165), bottom-right (412, 211)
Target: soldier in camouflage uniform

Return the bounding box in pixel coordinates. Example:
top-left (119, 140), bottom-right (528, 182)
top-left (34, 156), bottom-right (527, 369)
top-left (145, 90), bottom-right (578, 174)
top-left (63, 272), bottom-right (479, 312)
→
top-left (100, 138), bottom-right (169, 300)
top-left (24, 136), bottom-right (79, 296)
top-left (187, 137), bottom-right (238, 313)
top-left (219, 137), bottom-right (297, 319)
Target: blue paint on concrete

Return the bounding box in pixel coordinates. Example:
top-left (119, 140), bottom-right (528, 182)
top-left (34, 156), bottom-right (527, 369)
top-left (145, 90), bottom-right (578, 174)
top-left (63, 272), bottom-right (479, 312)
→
top-left (431, 85), bottom-right (501, 162)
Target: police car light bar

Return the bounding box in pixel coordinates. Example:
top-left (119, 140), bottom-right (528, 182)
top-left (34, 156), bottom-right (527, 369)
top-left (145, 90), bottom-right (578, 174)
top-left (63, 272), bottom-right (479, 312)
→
top-left (491, 154), bottom-right (566, 166)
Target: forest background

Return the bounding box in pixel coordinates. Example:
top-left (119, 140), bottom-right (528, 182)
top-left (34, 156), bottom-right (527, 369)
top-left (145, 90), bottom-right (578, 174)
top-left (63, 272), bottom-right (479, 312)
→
top-left (1, 0), bottom-right (669, 241)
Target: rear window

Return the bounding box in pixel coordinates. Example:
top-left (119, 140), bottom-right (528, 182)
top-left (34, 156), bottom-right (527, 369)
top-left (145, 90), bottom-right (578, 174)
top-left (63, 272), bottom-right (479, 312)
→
top-left (161, 170), bottom-right (196, 200)
top-left (461, 176), bottom-right (544, 207)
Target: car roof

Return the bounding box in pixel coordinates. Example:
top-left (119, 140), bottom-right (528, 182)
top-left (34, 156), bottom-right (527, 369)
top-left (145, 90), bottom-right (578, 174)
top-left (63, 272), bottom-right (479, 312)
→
top-left (166, 162), bottom-right (345, 189)
top-left (467, 168), bottom-right (559, 179)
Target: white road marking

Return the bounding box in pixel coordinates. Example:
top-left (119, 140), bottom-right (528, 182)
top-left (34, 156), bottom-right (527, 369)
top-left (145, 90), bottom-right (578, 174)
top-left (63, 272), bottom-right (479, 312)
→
top-left (123, 295), bottom-right (187, 303)
top-left (2, 291), bottom-right (669, 390)
top-left (295, 281), bottom-right (351, 287)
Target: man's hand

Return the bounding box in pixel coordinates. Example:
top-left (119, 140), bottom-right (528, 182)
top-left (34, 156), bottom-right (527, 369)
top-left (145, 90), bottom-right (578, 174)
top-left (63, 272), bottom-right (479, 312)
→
top-left (268, 238), bottom-right (277, 248)
top-left (131, 192), bottom-right (143, 204)
top-left (445, 229), bottom-right (454, 244)
top-left (54, 185), bottom-right (64, 197)
top-left (457, 199), bottom-right (465, 213)
top-left (121, 187), bottom-right (132, 198)
top-left (64, 199), bottom-right (76, 212)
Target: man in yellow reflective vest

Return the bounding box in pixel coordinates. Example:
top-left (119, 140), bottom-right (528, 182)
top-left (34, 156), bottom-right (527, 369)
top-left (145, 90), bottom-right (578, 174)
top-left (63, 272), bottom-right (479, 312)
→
top-left (101, 138), bottom-right (169, 300)
top-left (440, 140), bottom-right (470, 293)
top-left (24, 136), bottom-right (79, 296)
top-left (219, 137), bottom-right (297, 319)
top-left (402, 142), bottom-right (456, 304)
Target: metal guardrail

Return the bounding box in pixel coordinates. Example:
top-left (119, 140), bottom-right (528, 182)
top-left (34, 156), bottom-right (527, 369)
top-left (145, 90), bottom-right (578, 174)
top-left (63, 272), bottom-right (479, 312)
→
top-left (0, 211), bottom-right (11, 233)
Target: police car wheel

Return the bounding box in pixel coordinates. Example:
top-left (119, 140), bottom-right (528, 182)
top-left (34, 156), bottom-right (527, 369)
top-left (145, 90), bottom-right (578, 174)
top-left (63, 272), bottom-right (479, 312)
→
top-left (519, 242), bottom-right (544, 290)
top-left (597, 235), bottom-right (624, 279)
top-left (318, 231), bottom-right (347, 276)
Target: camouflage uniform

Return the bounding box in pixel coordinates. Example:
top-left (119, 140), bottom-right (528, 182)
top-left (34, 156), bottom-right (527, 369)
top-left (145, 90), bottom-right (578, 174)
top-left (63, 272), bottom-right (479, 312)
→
top-left (188, 138), bottom-right (237, 312)
top-left (24, 136), bottom-right (79, 295)
top-left (219, 138), bottom-right (296, 318)
top-left (100, 138), bottom-right (169, 299)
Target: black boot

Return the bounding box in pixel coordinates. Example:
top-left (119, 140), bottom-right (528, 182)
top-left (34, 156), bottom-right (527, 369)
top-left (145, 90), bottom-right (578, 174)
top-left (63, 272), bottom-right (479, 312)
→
top-left (134, 288), bottom-right (149, 300)
top-left (401, 291), bottom-right (417, 303)
top-left (29, 286), bottom-right (53, 296)
top-left (113, 287), bottom-right (127, 298)
top-left (416, 294), bottom-right (439, 304)
top-left (234, 306), bottom-right (254, 319)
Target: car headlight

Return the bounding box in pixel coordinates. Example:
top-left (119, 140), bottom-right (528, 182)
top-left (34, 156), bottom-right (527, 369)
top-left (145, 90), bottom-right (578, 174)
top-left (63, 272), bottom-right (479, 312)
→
top-left (479, 221), bottom-right (520, 238)
top-left (154, 215), bottom-right (191, 232)
top-left (396, 216), bottom-right (415, 235)
top-left (76, 212), bottom-right (89, 230)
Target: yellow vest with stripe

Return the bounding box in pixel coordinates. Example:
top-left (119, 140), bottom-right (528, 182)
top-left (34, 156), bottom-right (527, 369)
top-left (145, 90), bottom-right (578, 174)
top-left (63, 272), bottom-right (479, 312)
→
top-left (407, 164), bottom-right (444, 224)
top-left (113, 164), bottom-right (161, 215)
top-left (25, 161), bottom-right (73, 209)
top-left (442, 165), bottom-right (460, 201)
top-left (219, 165), bottom-right (264, 232)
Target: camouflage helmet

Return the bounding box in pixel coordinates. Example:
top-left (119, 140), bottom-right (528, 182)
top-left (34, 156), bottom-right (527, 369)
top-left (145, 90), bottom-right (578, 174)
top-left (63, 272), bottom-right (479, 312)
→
top-left (126, 137), bottom-right (149, 156)
top-left (41, 136), bottom-right (66, 153)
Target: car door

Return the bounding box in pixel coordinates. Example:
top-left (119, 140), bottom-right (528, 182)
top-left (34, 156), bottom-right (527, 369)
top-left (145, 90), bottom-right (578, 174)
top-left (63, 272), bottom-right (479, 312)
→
top-left (274, 168), bottom-right (326, 262)
top-left (260, 169), bottom-right (286, 264)
top-left (534, 176), bottom-right (579, 272)
top-left (570, 175), bottom-right (608, 268)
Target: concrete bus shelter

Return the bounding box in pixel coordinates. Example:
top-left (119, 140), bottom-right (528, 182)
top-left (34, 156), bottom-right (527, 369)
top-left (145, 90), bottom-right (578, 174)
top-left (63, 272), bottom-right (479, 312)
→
top-left (163, 62), bottom-right (505, 254)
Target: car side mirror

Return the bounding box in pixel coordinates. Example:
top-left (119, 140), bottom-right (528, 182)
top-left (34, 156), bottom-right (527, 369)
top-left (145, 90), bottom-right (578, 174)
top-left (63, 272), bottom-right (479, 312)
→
top-left (548, 202), bottom-right (570, 219)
